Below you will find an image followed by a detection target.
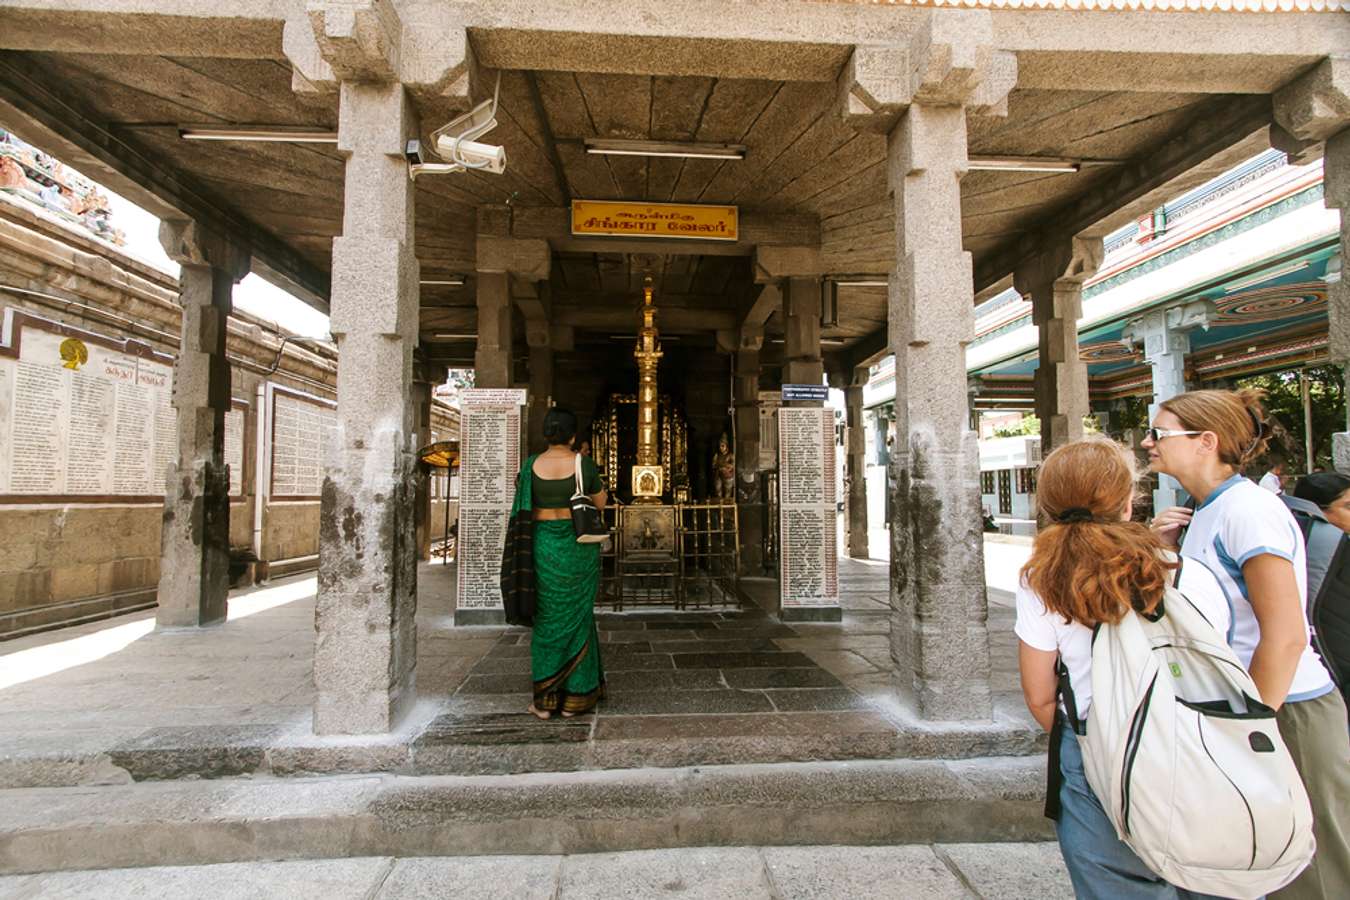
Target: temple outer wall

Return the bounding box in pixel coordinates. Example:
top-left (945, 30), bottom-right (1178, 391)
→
top-left (0, 194), bottom-right (458, 639)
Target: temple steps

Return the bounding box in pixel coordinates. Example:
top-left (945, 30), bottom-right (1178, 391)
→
top-left (0, 756), bottom-right (1051, 875)
top-left (0, 705), bottom-right (1045, 790)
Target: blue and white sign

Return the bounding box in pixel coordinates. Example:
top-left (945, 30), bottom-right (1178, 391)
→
top-left (781, 384), bottom-right (829, 402)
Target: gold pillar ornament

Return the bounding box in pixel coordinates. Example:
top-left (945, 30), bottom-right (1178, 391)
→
top-left (632, 275), bottom-right (664, 501)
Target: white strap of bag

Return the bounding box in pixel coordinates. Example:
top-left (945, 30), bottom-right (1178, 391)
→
top-left (572, 453), bottom-right (584, 500)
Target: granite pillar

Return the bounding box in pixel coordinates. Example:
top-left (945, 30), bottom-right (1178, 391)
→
top-left (845, 371), bottom-right (870, 560)
top-left (1325, 132), bottom-right (1350, 470)
top-left (783, 277), bottom-right (823, 390)
top-left (314, 81), bottom-right (421, 735)
top-left (474, 272), bottom-right (512, 389)
top-left (412, 378), bottom-right (434, 562)
top-left (887, 102), bottom-right (992, 721)
top-left (1121, 300), bottom-right (1215, 511)
top-left (155, 221), bottom-right (248, 629)
top-left (1272, 57), bottom-right (1350, 468)
top-left (1013, 237), bottom-right (1103, 455)
top-left (527, 335), bottom-right (554, 453)
top-left (734, 328), bottom-right (765, 574)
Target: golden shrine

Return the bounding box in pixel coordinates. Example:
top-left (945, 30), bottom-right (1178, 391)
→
top-left (589, 277), bottom-right (736, 610)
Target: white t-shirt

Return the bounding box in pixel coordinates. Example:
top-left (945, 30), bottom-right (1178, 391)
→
top-left (1258, 470), bottom-right (1283, 494)
top-left (1015, 561), bottom-right (1230, 715)
top-left (1180, 473), bottom-right (1335, 702)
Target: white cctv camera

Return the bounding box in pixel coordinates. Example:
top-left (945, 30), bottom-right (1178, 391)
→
top-left (407, 73), bottom-right (507, 180)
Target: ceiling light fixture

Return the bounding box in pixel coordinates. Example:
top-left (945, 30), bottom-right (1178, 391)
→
top-left (420, 278), bottom-right (466, 287)
top-left (833, 279), bottom-right (888, 288)
top-left (430, 333), bottom-right (477, 339)
top-left (584, 139), bottom-right (746, 161)
top-left (967, 156), bottom-right (1082, 173)
top-left (178, 126), bottom-right (338, 143)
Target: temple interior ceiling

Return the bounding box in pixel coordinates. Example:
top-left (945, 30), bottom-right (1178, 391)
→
top-left (0, 42), bottom-right (1306, 366)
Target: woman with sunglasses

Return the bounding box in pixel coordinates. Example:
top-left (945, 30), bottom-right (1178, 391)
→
top-left (1146, 389), bottom-right (1348, 900)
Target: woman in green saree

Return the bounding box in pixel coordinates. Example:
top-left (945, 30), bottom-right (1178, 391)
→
top-left (514, 408), bottom-right (607, 719)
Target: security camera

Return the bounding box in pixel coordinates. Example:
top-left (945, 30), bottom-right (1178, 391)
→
top-left (407, 72), bottom-right (508, 180)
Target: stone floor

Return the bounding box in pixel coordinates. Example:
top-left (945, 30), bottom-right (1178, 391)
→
top-left (0, 540), bottom-right (1037, 787)
top-left (0, 843), bottom-right (1073, 899)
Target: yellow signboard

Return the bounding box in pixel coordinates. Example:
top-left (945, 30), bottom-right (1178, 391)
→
top-left (571, 200), bottom-right (738, 242)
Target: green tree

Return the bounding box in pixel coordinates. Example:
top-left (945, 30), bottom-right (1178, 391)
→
top-left (993, 414), bottom-right (1040, 438)
top-left (1234, 364), bottom-right (1345, 475)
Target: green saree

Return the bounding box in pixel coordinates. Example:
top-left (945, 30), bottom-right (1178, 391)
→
top-left (510, 455), bottom-right (605, 715)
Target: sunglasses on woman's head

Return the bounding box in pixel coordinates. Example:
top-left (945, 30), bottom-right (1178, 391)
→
top-left (1145, 427), bottom-right (1203, 442)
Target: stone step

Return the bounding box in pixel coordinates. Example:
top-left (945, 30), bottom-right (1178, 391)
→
top-left (0, 757), bottom-right (1053, 875)
top-left (0, 709), bottom-right (1045, 789)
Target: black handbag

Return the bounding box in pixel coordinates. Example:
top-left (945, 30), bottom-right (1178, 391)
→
top-left (570, 454), bottom-right (609, 544)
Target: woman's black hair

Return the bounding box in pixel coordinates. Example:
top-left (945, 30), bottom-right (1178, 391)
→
top-left (1293, 471), bottom-right (1350, 509)
top-left (541, 407), bottom-right (578, 446)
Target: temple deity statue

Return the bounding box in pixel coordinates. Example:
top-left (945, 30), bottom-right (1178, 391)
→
top-left (711, 432), bottom-right (735, 501)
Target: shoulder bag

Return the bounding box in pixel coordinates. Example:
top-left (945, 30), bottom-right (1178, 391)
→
top-left (570, 454), bottom-right (609, 544)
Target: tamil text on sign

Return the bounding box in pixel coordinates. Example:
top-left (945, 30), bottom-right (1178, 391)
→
top-left (571, 200), bottom-right (738, 242)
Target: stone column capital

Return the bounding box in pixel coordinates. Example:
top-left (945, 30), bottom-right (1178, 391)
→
top-left (477, 235), bottom-right (551, 282)
top-left (1274, 55), bottom-right (1350, 145)
top-left (158, 219), bottom-right (249, 282)
top-left (837, 10), bottom-right (1016, 133)
top-left (283, 0), bottom-right (469, 106)
top-left (753, 245), bottom-right (821, 283)
top-left (1013, 236), bottom-right (1103, 291)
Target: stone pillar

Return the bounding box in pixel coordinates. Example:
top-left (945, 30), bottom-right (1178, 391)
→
top-left (1270, 58), bottom-right (1350, 467)
top-left (526, 326), bottom-right (553, 452)
top-left (887, 101), bottom-right (992, 721)
top-left (156, 221), bottom-right (248, 628)
top-left (1121, 299), bottom-right (1215, 511)
top-left (1014, 238), bottom-right (1103, 455)
top-left (844, 370), bottom-right (870, 559)
top-left (1329, 131), bottom-right (1350, 471)
top-left (314, 80), bottom-right (421, 735)
top-left (734, 328), bottom-right (765, 574)
top-left (474, 272), bottom-right (512, 389)
top-left (783, 277), bottom-right (823, 389)
top-left (412, 377), bottom-right (434, 562)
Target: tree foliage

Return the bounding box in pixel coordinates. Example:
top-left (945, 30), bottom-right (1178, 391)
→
top-left (1235, 364), bottom-right (1345, 475)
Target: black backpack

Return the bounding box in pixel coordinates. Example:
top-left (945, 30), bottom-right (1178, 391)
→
top-left (1281, 495), bottom-right (1350, 698)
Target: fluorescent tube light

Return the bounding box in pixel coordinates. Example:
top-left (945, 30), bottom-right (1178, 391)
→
top-left (834, 279), bottom-right (888, 288)
top-left (584, 139), bottom-right (746, 161)
top-left (178, 126), bottom-right (338, 143)
top-left (968, 156), bottom-right (1081, 173)
top-left (430, 333), bottom-right (477, 339)
top-left (420, 278), bottom-right (465, 287)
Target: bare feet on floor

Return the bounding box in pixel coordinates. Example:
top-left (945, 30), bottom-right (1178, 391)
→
top-left (526, 704), bottom-right (551, 720)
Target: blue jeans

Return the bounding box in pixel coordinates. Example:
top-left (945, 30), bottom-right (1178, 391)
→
top-left (1055, 725), bottom-right (1236, 900)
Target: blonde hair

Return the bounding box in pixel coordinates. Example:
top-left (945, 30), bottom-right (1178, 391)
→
top-left (1160, 388), bottom-right (1271, 468)
top-left (1022, 438), bottom-right (1172, 626)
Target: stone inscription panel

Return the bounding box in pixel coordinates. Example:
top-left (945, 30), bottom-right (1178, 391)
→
top-left (0, 323), bottom-right (175, 497)
top-left (457, 404), bottom-right (521, 611)
top-left (270, 391), bottom-right (336, 497)
top-left (778, 407), bottom-right (838, 608)
top-left (225, 408), bottom-right (245, 497)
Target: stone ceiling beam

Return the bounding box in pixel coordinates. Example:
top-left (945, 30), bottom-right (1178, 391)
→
top-left (972, 92), bottom-right (1273, 293)
top-left (553, 306), bottom-right (735, 333)
top-left (994, 11), bottom-right (1350, 93)
top-left (0, 57), bottom-right (331, 311)
top-left (0, 2), bottom-right (289, 58)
